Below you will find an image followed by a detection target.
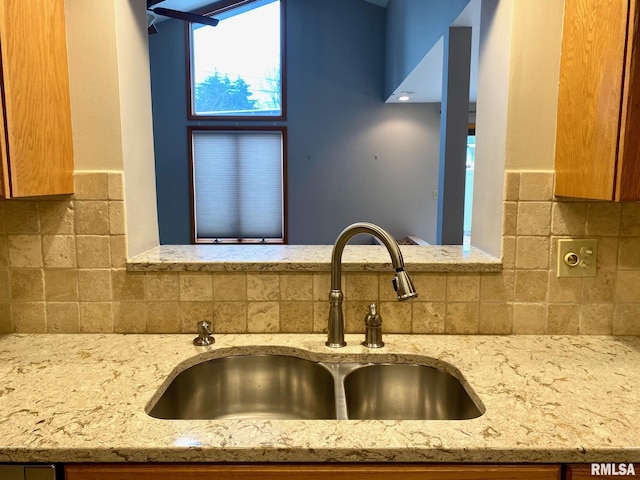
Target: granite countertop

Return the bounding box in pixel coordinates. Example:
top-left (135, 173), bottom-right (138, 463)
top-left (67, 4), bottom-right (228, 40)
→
top-left (127, 244), bottom-right (502, 272)
top-left (0, 333), bottom-right (638, 464)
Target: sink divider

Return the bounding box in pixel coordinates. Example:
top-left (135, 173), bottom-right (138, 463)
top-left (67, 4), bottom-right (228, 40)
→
top-left (320, 362), bottom-right (362, 420)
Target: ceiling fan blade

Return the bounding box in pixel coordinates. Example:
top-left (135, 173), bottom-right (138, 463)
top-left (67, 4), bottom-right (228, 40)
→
top-left (150, 7), bottom-right (219, 27)
top-left (148, 23), bottom-right (159, 35)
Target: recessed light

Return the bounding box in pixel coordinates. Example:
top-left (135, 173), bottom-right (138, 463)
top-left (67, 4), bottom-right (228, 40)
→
top-left (397, 91), bottom-right (413, 102)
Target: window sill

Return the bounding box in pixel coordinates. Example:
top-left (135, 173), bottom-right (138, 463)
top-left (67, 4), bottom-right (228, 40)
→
top-left (126, 245), bottom-right (502, 273)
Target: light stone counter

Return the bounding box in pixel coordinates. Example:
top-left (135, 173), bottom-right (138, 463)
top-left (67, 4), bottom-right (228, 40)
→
top-left (0, 333), bottom-right (638, 464)
top-left (127, 245), bottom-right (502, 272)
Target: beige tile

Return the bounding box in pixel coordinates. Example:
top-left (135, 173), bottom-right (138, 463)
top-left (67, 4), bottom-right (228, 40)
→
top-left (12, 302), bottom-right (46, 332)
top-left (0, 202), bottom-right (5, 234)
top-left (501, 236), bottom-right (516, 270)
top-left (113, 302), bottom-right (147, 333)
top-left (614, 271), bottom-right (640, 303)
top-left (77, 235), bottom-right (111, 268)
top-left (44, 269), bottom-right (78, 302)
top-left (582, 271), bottom-right (615, 303)
top-left (504, 171), bottom-right (520, 201)
top-left (344, 300), bottom-right (372, 333)
top-left (551, 201), bottom-right (588, 236)
top-left (107, 172), bottom-right (125, 200)
top-left (597, 237), bottom-right (618, 271)
top-left (446, 274), bottom-right (480, 302)
top-left (519, 171), bottom-right (554, 201)
top-left (411, 273), bottom-right (446, 301)
top-left (313, 273), bottom-right (331, 301)
top-left (0, 236), bottom-right (8, 267)
top-left (39, 200), bottom-right (74, 234)
top-left (586, 202), bottom-right (621, 236)
top-left (145, 273), bottom-right (179, 301)
top-left (516, 202), bottom-right (551, 236)
top-left (502, 201), bottom-right (518, 236)
top-left (345, 273), bottom-right (378, 301)
top-left (180, 302), bottom-right (214, 333)
top-left (214, 302), bottom-right (247, 333)
top-left (617, 237), bottom-right (640, 269)
top-left (479, 303), bottom-right (513, 334)
top-left (146, 302), bottom-right (180, 333)
top-left (11, 269), bottom-right (44, 301)
top-left (179, 274), bottom-right (213, 301)
top-left (247, 273), bottom-right (279, 301)
top-left (580, 304), bottom-right (614, 334)
top-left (42, 235), bottom-right (76, 268)
top-left (621, 202), bottom-right (640, 236)
top-left (512, 303), bottom-right (546, 334)
top-left (0, 303), bottom-right (11, 332)
top-left (74, 172), bottom-right (108, 200)
top-left (516, 237), bottom-right (549, 270)
top-left (78, 269), bottom-right (112, 302)
top-left (445, 302), bottom-right (479, 334)
top-left (279, 302), bottom-right (313, 333)
top-left (46, 302), bottom-right (80, 333)
top-left (0, 269), bottom-right (9, 301)
top-left (280, 273), bottom-right (313, 301)
top-left (514, 270), bottom-right (548, 302)
top-left (411, 302), bottom-right (446, 333)
top-left (75, 201), bottom-right (109, 235)
top-left (109, 201), bottom-right (126, 235)
top-left (5, 201), bottom-right (39, 234)
top-left (613, 304), bottom-right (640, 335)
top-left (213, 273), bottom-right (247, 301)
top-left (313, 301), bottom-right (329, 333)
top-left (546, 304), bottom-right (580, 334)
top-left (378, 301), bottom-right (412, 333)
top-left (8, 235), bottom-right (43, 268)
top-left (480, 272), bottom-right (514, 302)
top-left (247, 302), bottom-right (280, 333)
top-left (111, 270), bottom-right (145, 301)
top-left (547, 272), bottom-right (583, 303)
top-left (110, 235), bottom-right (128, 268)
top-left (80, 302), bottom-right (114, 332)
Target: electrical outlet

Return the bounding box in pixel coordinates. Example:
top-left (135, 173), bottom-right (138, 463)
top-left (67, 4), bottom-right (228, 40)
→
top-left (556, 239), bottom-right (597, 277)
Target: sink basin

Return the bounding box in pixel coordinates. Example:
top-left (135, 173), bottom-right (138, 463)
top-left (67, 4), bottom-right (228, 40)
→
top-left (344, 363), bottom-right (482, 420)
top-left (148, 354), bottom-right (336, 420)
top-left (148, 354), bottom-right (482, 421)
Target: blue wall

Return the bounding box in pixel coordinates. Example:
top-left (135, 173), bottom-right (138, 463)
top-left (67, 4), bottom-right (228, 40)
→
top-left (149, 0), bottom-right (442, 245)
top-left (385, 0), bottom-right (470, 98)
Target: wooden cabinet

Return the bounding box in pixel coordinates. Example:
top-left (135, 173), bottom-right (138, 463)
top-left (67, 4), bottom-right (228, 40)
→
top-left (566, 463), bottom-right (639, 479)
top-left (64, 463), bottom-right (562, 480)
top-left (0, 0), bottom-right (74, 198)
top-left (554, 0), bottom-right (640, 201)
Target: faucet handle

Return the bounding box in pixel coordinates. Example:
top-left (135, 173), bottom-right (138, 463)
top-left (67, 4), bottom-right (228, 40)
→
top-left (193, 321), bottom-right (215, 346)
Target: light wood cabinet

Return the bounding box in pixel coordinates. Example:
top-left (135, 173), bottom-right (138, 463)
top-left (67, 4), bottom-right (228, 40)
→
top-left (554, 0), bottom-right (640, 201)
top-left (0, 0), bottom-right (74, 198)
top-left (64, 463), bottom-right (562, 480)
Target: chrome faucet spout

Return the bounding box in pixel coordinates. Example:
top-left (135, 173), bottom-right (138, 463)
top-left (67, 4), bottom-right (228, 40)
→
top-left (326, 222), bottom-right (418, 348)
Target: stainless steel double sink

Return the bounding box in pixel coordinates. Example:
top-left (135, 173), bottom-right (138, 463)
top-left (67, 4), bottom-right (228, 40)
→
top-left (147, 354), bottom-right (483, 421)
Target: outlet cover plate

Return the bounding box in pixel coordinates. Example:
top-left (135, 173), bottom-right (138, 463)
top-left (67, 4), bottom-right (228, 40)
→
top-left (557, 239), bottom-right (598, 277)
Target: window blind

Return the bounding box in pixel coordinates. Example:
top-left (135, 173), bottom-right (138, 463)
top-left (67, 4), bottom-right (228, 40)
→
top-left (192, 130), bottom-right (284, 241)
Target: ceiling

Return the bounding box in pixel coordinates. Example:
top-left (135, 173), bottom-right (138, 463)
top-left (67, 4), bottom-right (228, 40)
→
top-left (151, 0), bottom-right (388, 15)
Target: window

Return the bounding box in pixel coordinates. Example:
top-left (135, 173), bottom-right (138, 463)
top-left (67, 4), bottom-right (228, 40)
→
top-left (187, 0), bottom-right (286, 243)
top-left (190, 0), bottom-right (283, 118)
top-left (190, 128), bottom-right (286, 243)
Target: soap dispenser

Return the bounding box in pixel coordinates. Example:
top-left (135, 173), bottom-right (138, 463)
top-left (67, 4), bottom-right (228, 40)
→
top-left (362, 303), bottom-right (384, 348)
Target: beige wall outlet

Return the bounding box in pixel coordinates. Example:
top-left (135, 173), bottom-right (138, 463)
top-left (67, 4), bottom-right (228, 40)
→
top-left (557, 239), bottom-right (598, 277)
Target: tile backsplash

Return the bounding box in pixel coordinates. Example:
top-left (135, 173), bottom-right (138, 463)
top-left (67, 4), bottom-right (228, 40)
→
top-left (0, 170), bottom-right (639, 335)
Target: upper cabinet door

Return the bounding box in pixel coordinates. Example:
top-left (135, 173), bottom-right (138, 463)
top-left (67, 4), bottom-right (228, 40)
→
top-left (0, 0), bottom-right (74, 198)
top-left (554, 0), bottom-right (640, 201)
